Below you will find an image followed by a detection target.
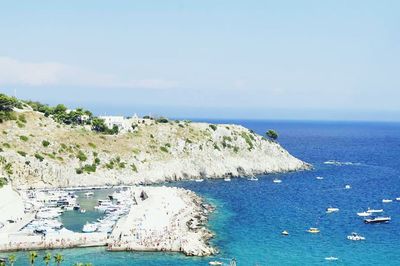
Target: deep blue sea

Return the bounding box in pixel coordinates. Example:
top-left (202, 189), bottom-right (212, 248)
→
top-left (5, 120), bottom-right (400, 265)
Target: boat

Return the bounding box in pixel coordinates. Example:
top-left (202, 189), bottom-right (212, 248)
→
top-left (73, 204), bottom-right (81, 210)
top-left (273, 178), bottom-right (282, 183)
top-left (396, 197), bottom-right (400, 201)
top-left (209, 261), bottom-right (223, 266)
top-left (326, 207), bottom-right (339, 213)
top-left (367, 208), bottom-right (383, 213)
top-left (325, 257), bottom-right (338, 261)
top-left (82, 222), bottom-right (98, 233)
top-left (364, 216), bottom-right (391, 224)
top-left (382, 199), bottom-right (393, 203)
top-left (344, 184), bottom-right (351, 189)
top-left (307, 227), bottom-right (320, 233)
top-left (224, 177), bottom-right (231, 182)
top-left (195, 179), bottom-right (204, 182)
top-left (316, 176), bottom-right (324, 180)
top-left (357, 212), bottom-right (371, 217)
top-left (80, 209), bottom-right (86, 213)
top-left (347, 232), bottom-right (365, 241)
top-left (84, 192), bottom-right (94, 197)
top-left (248, 175), bottom-right (258, 181)
top-left (281, 230), bottom-right (289, 236)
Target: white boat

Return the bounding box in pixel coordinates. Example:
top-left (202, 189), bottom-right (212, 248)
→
top-left (396, 197), bottom-right (400, 201)
top-left (347, 232), bottom-right (365, 241)
top-left (209, 261), bottom-right (223, 266)
top-left (195, 179), bottom-right (204, 182)
top-left (248, 175), bottom-right (258, 181)
top-left (273, 179), bottom-right (282, 183)
top-left (224, 177), bottom-right (231, 182)
top-left (84, 192), bottom-right (94, 197)
top-left (80, 209), bottom-right (86, 213)
top-left (326, 207), bottom-right (339, 213)
top-left (367, 208), bottom-right (383, 213)
top-left (345, 184), bottom-right (351, 189)
top-left (357, 212), bottom-right (371, 217)
top-left (382, 199), bottom-right (393, 203)
top-left (364, 216), bottom-right (391, 224)
top-left (82, 222), bottom-right (98, 233)
top-left (316, 176), bottom-right (324, 180)
top-left (325, 257), bottom-right (339, 261)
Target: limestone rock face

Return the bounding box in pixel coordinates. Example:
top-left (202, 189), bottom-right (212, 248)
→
top-left (0, 111), bottom-right (310, 188)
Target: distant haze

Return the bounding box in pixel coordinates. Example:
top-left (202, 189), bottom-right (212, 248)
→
top-left (0, 1), bottom-right (399, 121)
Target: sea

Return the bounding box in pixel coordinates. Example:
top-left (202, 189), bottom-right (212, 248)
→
top-left (4, 120), bottom-right (400, 265)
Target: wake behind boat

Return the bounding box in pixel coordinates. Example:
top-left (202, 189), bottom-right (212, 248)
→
top-left (357, 211), bottom-right (371, 217)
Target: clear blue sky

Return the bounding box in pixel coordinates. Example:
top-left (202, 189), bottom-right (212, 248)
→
top-left (0, 0), bottom-right (399, 120)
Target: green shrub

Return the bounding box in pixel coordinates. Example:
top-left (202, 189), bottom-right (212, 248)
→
top-left (88, 142), bottom-right (96, 148)
top-left (2, 143), bottom-right (10, 148)
top-left (19, 135), bottom-right (29, 142)
top-left (209, 124), bottom-right (217, 131)
top-left (165, 143), bottom-right (171, 148)
top-left (18, 114), bottom-right (26, 123)
top-left (17, 151), bottom-right (27, 157)
top-left (160, 146), bottom-right (168, 153)
top-left (266, 129), bottom-right (278, 140)
top-left (240, 132), bottom-right (254, 150)
top-left (34, 153), bottom-right (44, 162)
top-left (4, 163), bottom-right (13, 175)
top-left (0, 178), bottom-right (7, 188)
top-left (42, 140), bottom-right (50, 147)
top-left (17, 120), bottom-right (25, 128)
top-left (213, 143), bottom-right (220, 151)
top-left (233, 146), bottom-right (239, 153)
top-left (76, 151), bottom-right (87, 161)
top-left (94, 157), bottom-right (100, 165)
top-left (156, 117), bottom-right (169, 123)
top-left (131, 163), bottom-right (138, 172)
top-left (76, 168), bottom-right (83, 174)
top-left (83, 164), bottom-right (96, 173)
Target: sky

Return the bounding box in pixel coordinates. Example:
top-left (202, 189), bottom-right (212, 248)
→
top-left (0, 0), bottom-right (399, 121)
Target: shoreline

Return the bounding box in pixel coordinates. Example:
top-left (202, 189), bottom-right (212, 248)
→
top-left (0, 185), bottom-right (217, 257)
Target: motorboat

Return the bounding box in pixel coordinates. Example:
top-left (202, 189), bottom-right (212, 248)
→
top-left (347, 232), bottom-right (365, 241)
top-left (326, 207), bottom-right (339, 213)
top-left (357, 212), bottom-right (371, 217)
top-left (396, 197), bottom-right (400, 201)
top-left (345, 184), bottom-right (351, 189)
top-left (195, 179), bottom-right (204, 182)
top-left (84, 192), bottom-right (94, 197)
top-left (82, 222), bottom-right (98, 233)
top-left (248, 175), bottom-right (258, 181)
top-left (364, 217), bottom-right (391, 224)
top-left (224, 177), bottom-right (231, 182)
top-left (367, 208), bottom-right (383, 213)
top-left (80, 209), bottom-right (86, 213)
top-left (281, 230), bottom-right (289, 236)
top-left (382, 199), bottom-right (393, 203)
top-left (316, 176), bottom-right (324, 180)
top-left (209, 261), bottom-right (223, 266)
top-left (325, 257), bottom-right (338, 261)
top-left (307, 227), bottom-right (320, 234)
top-left (73, 204), bottom-right (81, 210)
top-left (273, 178), bottom-right (282, 183)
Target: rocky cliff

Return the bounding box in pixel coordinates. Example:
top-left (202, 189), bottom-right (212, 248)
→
top-left (0, 111), bottom-right (310, 188)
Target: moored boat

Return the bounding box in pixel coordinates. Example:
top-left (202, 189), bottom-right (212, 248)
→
top-left (357, 211), bottom-right (371, 217)
top-left (82, 222), bottom-right (98, 233)
top-left (326, 207), bottom-right (339, 213)
top-left (307, 227), bottom-right (320, 233)
top-left (367, 208), bottom-right (383, 213)
top-left (382, 199), bottom-right (393, 203)
top-left (364, 216), bottom-right (391, 224)
top-left (273, 178), bottom-right (282, 183)
top-left (347, 232), bottom-right (365, 241)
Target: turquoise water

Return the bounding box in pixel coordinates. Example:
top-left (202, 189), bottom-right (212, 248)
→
top-left (3, 120), bottom-right (400, 265)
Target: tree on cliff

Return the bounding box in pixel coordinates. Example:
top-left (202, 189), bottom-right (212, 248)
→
top-left (266, 129), bottom-right (278, 140)
top-left (0, 93), bottom-right (21, 111)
